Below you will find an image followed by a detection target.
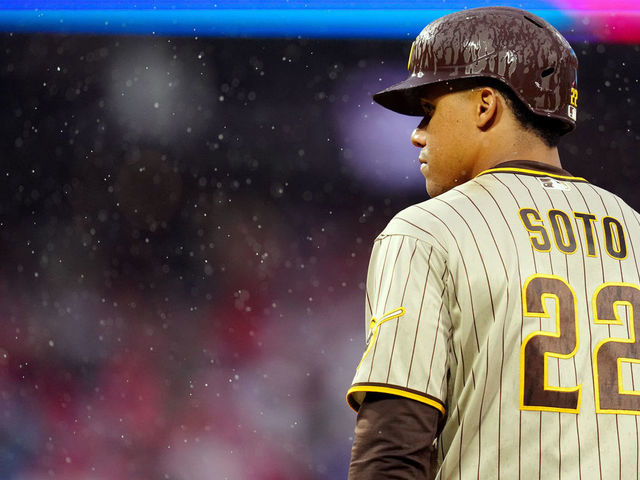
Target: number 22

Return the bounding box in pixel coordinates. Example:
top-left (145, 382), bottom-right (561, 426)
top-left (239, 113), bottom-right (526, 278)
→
top-left (521, 274), bottom-right (640, 415)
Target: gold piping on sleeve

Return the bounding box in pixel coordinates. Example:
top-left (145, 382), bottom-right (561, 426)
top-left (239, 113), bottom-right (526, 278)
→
top-left (346, 385), bottom-right (446, 415)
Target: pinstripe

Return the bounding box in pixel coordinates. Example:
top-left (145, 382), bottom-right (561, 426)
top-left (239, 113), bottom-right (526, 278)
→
top-left (559, 409), bottom-right (563, 478)
top-left (438, 194), bottom-right (500, 479)
top-left (382, 237), bottom-right (406, 312)
top-left (492, 175), bottom-right (531, 480)
top-left (523, 177), bottom-right (548, 480)
top-left (425, 273), bottom-right (448, 393)
top-left (450, 333), bottom-right (459, 368)
top-left (608, 194), bottom-right (624, 480)
top-left (413, 205), bottom-right (480, 407)
top-left (447, 268), bottom-right (470, 388)
top-left (477, 341), bottom-right (490, 480)
top-left (589, 184), bottom-right (614, 479)
top-left (374, 239), bottom-right (392, 315)
top-left (556, 240), bottom-right (563, 480)
top-left (616, 401), bottom-right (622, 479)
top-left (472, 183), bottom-right (519, 480)
top-left (433, 198), bottom-right (494, 480)
top-left (386, 240), bottom-right (418, 383)
top-left (615, 197), bottom-right (640, 478)
top-left (515, 174), bottom-right (540, 207)
top-left (563, 188), bottom-right (584, 479)
top-left (546, 183), bottom-right (584, 478)
top-left (535, 179), bottom-right (555, 293)
top-left (439, 343), bottom-right (449, 405)
top-left (611, 196), bottom-right (634, 480)
top-left (537, 407), bottom-right (542, 471)
top-left (574, 184), bottom-right (604, 479)
top-left (416, 205), bottom-right (481, 352)
top-left (557, 188), bottom-right (577, 478)
top-left (573, 186), bottom-right (592, 480)
top-left (406, 245), bottom-right (433, 385)
top-left (512, 175), bottom-right (544, 282)
top-left (394, 216), bottom-right (450, 253)
top-left (538, 226), bottom-right (560, 480)
top-left (436, 197), bottom-right (496, 322)
top-left (589, 185), bottom-right (610, 283)
top-left (458, 414), bottom-right (464, 480)
top-left (574, 366), bottom-right (582, 480)
top-left (366, 238), bottom-right (394, 382)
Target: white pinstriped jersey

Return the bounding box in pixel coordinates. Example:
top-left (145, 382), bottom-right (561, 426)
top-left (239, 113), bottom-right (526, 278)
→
top-left (347, 161), bottom-right (640, 479)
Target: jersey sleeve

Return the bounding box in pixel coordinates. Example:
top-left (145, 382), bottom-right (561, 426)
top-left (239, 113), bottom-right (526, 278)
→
top-left (347, 233), bottom-right (451, 415)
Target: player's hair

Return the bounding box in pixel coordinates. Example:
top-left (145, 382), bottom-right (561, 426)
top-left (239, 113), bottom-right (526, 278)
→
top-left (433, 77), bottom-right (564, 147)
top-left (486, 80), bottom-right (564, 148)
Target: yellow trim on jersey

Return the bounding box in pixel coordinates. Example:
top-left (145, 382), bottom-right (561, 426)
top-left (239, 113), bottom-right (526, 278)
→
top-left (520, 274), bottom-right (582, 414)
top-left (548, 208), bottom-right (578, 255)
top-left (476, 167), bottom-right (587, 182)
top-left (356, 307), bottom-right (405, 370)
top-left (617, 357), bottom-right (640, 397)
top-left (518, 207), bottom-right (552, 253)
top-left (601, 216), bottom-right (628, 261)
top-left (592, 282), bottom-right (640, 415)
top-left (573, 211), bottom-right (598, 258)
top-left (346, 385), bottom-right (446, 415)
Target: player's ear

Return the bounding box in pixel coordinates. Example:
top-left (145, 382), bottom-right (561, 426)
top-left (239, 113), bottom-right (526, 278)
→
top-left (475, 87), bottom-right (499, 130)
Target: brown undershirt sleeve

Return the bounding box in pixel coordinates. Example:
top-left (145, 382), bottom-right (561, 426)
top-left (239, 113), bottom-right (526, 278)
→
top-left (348, 392), bottom-right (441, 480)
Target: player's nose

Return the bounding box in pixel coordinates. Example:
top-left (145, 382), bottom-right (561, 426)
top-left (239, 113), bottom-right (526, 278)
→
top-left (411, 117), bottom-right (429, 147)
top-left (411, 127), bottom-right (426, 148)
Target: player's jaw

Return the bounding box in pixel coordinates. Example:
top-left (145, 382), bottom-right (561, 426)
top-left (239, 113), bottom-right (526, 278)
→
top-left (417, 150), bottom-right (430, 187)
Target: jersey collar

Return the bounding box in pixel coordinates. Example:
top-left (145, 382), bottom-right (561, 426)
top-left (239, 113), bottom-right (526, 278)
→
top-left (476, 160), bottom-right (587, 182)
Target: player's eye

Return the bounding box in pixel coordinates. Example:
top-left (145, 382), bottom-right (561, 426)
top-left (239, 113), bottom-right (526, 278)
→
top-left (417, 102), bottom-right (434, 129)
top-left (420, 101), bottom-right (435, 117)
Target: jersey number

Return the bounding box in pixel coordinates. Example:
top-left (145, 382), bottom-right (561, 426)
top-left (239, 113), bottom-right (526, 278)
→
top-left (521, 274), bottom-right (640, 415)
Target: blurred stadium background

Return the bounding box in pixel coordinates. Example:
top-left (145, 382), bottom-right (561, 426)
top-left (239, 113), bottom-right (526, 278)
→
top-left (0, 1), bottom-right (639, 479)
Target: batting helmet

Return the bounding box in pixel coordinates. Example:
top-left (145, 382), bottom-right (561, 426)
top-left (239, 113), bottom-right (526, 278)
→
top-left (373, 6), bottom-right (579, 132)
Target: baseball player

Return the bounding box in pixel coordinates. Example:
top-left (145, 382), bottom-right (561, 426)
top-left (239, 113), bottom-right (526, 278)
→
top-left (347, 6), bottom-right (640, 479)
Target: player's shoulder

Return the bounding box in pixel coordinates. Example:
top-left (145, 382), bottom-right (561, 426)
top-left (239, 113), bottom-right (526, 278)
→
top-left (585, 182), bottom-right (640, 215)
top-left (378, 187), bottom-right (470, 246)
top-left (589, 182), bottom-right (630, 202)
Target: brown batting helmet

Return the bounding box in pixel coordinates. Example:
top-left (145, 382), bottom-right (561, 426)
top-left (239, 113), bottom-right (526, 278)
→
top-left (373, 6), bottom-right (579, 132)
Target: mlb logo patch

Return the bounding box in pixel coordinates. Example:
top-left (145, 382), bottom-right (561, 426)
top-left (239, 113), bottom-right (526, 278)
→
top-left (538, 176), bottom-right (570, 191)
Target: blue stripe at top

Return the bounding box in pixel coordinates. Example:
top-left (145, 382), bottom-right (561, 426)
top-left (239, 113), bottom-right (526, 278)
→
top-left (0, 9), bottom-right (572, 38)
top-left (0, 0), bottom-right (561, 9)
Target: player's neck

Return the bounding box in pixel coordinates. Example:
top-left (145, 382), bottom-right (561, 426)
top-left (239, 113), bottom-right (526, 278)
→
top-left (472, 131), bottom-right (561, 176)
